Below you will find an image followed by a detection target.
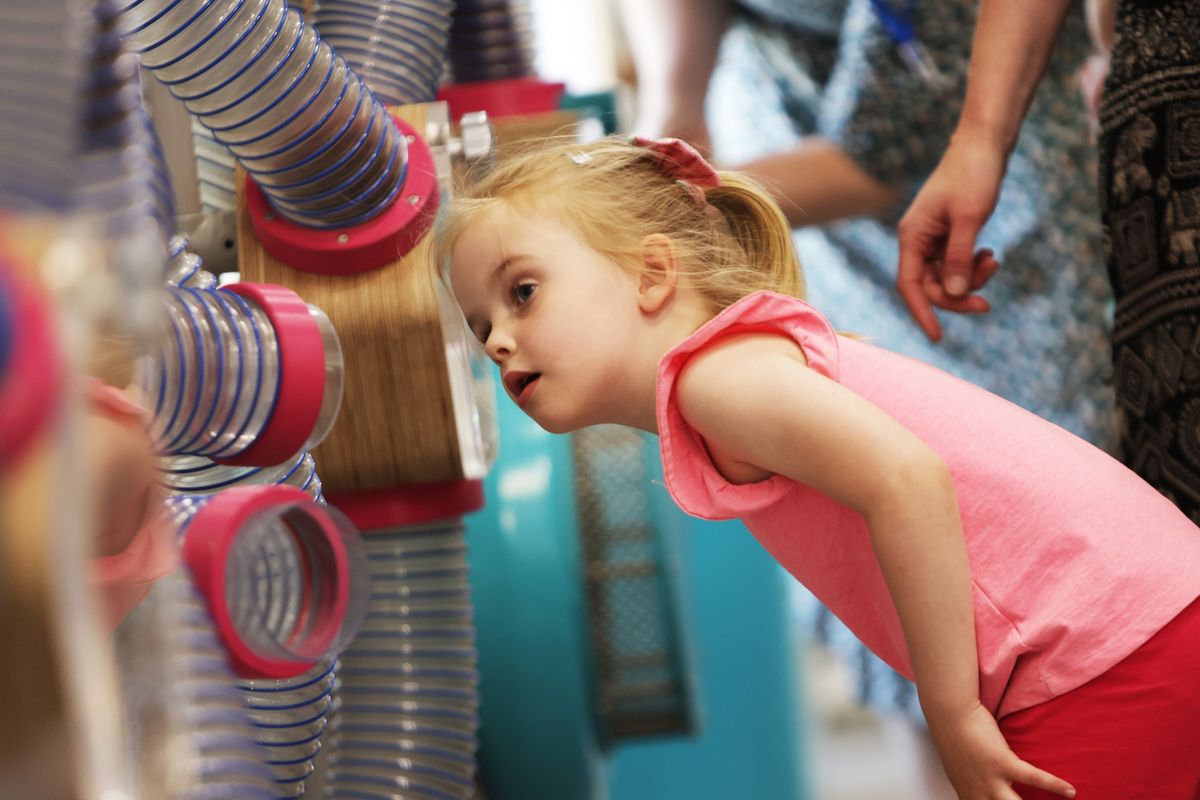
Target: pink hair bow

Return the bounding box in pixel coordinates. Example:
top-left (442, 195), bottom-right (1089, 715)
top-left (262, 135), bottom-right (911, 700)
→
top-left (630, 136), bottom-right (722, 198)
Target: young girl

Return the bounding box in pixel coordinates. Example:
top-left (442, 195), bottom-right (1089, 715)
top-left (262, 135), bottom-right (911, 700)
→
top-left (434, 135), bottom-right (1200, 800)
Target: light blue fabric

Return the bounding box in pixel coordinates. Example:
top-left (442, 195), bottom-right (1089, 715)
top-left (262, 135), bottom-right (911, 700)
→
top-left (708, 0), bottom-right (1116, 720)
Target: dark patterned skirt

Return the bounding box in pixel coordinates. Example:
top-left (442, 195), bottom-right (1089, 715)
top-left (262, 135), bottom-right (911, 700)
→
top-left (1100, 0), bottom-right (1200, 521)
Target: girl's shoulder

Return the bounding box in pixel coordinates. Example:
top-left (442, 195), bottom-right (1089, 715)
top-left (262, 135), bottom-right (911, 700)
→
top-left (664, 290), bottom-right (841, 381)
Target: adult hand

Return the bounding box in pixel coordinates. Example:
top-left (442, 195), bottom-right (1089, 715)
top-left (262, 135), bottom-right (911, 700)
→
top-left (927, 701), bottom-right (1076, 800)
top-left (896, 131), bottom-right (1008, 341)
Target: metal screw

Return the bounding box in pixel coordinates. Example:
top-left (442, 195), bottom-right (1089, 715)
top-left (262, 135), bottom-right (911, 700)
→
top-left (405, 134), bottom-right (415, 143)
top-left (265, 212), bottom-right (275, 221)
top-left (459, 111), bottom-right (494, 161)
top-left (407, 194), bottom-right (420, 205)
top-left (337, 234), bottom-right (349, 243)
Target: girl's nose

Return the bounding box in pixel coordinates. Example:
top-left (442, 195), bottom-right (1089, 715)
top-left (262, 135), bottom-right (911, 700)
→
top-left (485, 327), bottom-right (514, 363)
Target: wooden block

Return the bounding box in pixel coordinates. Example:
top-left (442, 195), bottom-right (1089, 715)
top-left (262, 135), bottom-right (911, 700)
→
top-left (236, 103), bottom-right (463, 492)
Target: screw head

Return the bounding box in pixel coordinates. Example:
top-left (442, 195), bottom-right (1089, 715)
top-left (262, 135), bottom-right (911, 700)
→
top-left (407, 194), bottom-right (420, 205)
top-left (459, 114), bottom-right (495, 161)
top-left (405, 134), bottom-right (415, 143)
top-left (265, 212), bottom-right (275, 221)
top-left (337, 233), bottom-right (349, 243)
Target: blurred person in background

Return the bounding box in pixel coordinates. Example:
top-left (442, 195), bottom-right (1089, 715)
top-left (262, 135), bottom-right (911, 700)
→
top-left (897, 0), bottom-right (1200, 525)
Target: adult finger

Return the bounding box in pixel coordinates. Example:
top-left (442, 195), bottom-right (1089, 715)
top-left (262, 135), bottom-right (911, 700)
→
top-left (923, 275), bottom-right (991, 314)
top-left (941, 211), bottom-right (986, 297)
top-left (897, 233), bottom-right (943, 342)
top-left (970, 249), bottom-right (1001, 291)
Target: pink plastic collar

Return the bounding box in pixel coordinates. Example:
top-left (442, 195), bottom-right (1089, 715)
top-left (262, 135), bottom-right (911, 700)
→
top-left (213, 282), bottom-right (325, 467)
top-left (182, 485), bottom-right (350, 680)
top-left (328, 479), bottom-right (485, 531)
top-left (244, 115), bottom-right (440, 275)
top-left (0, 264), bottom-right (62, 469)
top-left (437, 78), bottom-right (565, 120)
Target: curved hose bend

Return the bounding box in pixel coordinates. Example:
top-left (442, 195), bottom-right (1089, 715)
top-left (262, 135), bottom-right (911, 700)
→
top-left (117, 0), bottom-right (408, 228)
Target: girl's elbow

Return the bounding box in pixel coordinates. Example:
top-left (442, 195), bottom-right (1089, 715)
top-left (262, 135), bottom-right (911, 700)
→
top-left (904, 449), bottom-right (954, 490)
top-left (876, 449), bottom-right (955, 507)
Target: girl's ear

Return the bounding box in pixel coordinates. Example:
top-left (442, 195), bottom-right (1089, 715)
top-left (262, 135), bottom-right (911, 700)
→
top-left (638, 234), bottom-right (679, 314)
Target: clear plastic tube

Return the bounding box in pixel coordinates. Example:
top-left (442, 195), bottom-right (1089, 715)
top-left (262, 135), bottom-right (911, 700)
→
top-left (167, 491), bottom-right (370, 667)
top-left (446, 0), bottom-right (536, 84)
top-left (116, 0), bottom-right (408, 228)
top-left (162, 450), bottom-right (325, 501)
top-left (116, 569), bottom-right (280, 799)
top-left (327, 520), bottom-right (480, 798)
top-left (227, 500), bottom-right (371, 663)
top-left (311, 0), bottom-right (454, 106)
top-left (75, 0), bottom-right (173, 335)
top-left (239, 659), bottom-right (339, 798)
top-left (0, 2), bottom-right (93, 213)
top-left (165, 234), bottom-right (217, 289)
top-left (169, 490), bottom-right (372, 797)
top-left (146, 285), bottom-right (280, 459)
top-left (143, 284), bottom-right (343, 461)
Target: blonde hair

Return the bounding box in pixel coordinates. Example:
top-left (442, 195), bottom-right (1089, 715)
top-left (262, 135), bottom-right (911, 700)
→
top-left (432, 135), bottom-right (805, 311)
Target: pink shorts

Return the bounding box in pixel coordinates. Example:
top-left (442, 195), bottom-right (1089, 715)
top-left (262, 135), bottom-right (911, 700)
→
top-left (1000, 597), bottom-right (1200, 799)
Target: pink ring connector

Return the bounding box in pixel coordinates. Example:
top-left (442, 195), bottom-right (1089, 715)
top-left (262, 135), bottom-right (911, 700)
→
top-left (0, 261), bottom-right (62, 470)
top-left (212, 282), bottom-right (329, 467)
top-left (182, 485), bottom-right (352, 679)
top-left (244, 115), bottom-right (440, 275)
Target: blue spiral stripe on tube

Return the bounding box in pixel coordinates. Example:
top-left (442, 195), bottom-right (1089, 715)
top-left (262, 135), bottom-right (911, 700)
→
top-left (118, 0), bottom-right (408, 228)
top-left (312, 0), bottom-right (454, 106)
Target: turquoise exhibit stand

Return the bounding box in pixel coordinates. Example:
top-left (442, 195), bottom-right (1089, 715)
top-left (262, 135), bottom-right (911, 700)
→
top-left (466, 378), bottom-right (810, 799)
top-left (465, 395), bottom-right (607, 800)
top-left (606, 515), bottom-right (810, 800)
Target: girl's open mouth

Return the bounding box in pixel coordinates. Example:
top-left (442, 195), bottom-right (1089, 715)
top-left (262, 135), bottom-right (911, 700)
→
top-left (516, 373), bottom-right (540, 405)
top-left (504, 371), bottom-right (541, 405)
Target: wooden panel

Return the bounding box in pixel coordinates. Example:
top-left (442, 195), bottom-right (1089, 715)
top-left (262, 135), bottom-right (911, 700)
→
top-left (236, 103), bottom-right (463, 492)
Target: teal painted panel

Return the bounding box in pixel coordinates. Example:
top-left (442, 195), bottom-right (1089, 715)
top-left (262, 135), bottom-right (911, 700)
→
top-left (468, 375), bottom-right (809, 800)
top-left (607, 514), bottom-right (811, 800)
top-left (465, 390), bottom-right (607, 800)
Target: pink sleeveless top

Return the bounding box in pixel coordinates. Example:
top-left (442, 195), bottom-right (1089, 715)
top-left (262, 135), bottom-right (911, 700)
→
top-left (657, 291), bottom-right (1200, 717)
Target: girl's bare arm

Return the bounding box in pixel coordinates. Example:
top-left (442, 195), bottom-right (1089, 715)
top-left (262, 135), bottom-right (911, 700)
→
top-left (675, 333), bottom-right (1075, 799)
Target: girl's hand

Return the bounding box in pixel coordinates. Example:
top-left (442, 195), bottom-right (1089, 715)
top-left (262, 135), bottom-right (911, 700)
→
top-left (926, 702), bottom-right (1076, 800)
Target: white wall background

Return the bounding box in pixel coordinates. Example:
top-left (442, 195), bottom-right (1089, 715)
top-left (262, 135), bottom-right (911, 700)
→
top-left (528, 0), bottom-right (621, 94)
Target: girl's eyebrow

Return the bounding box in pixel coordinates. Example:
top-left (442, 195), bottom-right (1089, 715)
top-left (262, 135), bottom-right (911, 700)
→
top-left (464, 257), bottom-right (522, 332)
top-left (489, 253), bottom-right (538, 284)
top-left (488, 257), bottom-right (516, 285)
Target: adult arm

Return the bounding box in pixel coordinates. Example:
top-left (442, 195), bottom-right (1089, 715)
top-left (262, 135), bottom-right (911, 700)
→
top-left (616, 0), bottom-right (731, 153)
top-left (736, 137), bottom-right (901, 227)
top-left (676, 334), bottom-right (1076, 799)
top-left (896, 0), bottom-right (1072, 341)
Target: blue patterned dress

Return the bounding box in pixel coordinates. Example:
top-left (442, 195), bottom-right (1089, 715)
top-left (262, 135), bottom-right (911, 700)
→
top-left (709, 0), bottom-right (1115, 718)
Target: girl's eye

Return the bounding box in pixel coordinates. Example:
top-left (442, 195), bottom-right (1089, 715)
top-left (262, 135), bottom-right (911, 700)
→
top-left (513, 282), bottom-right (536, 305)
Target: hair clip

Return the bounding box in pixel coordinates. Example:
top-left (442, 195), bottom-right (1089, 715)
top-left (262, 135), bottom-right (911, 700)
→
top-left (674, 179), bottom-right (708, 207)
top-left (630, 135), bottom-right (721, 188)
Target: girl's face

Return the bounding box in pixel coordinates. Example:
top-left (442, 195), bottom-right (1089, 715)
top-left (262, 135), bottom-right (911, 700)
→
top-left (449, 203), bottom-right (649, 433)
